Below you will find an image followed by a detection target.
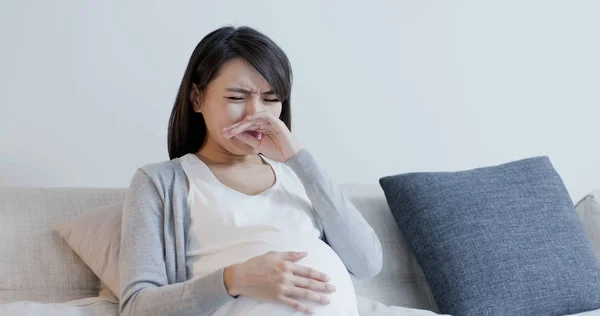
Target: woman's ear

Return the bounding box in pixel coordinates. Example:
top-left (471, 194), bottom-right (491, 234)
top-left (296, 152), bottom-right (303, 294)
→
top-left (190, 84), bottom-right (202, 113)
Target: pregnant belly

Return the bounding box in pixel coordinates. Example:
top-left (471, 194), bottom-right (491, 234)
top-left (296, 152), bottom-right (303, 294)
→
top-left (192, 233), bottom-right (359, 316)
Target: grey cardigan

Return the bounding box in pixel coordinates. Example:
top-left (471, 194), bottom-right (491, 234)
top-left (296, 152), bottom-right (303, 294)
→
top-left (119, 149), bottom-right (383, 316)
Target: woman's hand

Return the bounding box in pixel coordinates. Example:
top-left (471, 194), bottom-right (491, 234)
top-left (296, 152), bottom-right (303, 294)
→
top-left (223, 112), bottom-right (302, 162)
top-left (223, 251), bottom-right (336, 314)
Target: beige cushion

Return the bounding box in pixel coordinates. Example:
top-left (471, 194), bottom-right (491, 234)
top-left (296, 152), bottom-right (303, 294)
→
top-left (52, 203), bottom-right (123, 299)
top-left (0, 187), bottom-right (126, 303)
top-left (576, 191), bottom-right (600, 259)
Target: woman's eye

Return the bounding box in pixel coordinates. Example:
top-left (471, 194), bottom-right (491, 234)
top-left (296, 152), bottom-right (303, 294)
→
top-left (226, 97), bottom-right (245, 101)
top-left (264, 98), bottom-right (280, 103)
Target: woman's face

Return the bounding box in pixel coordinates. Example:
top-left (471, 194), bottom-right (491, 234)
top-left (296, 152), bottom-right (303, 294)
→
top-left (193, 57), bottom-right (283, 155)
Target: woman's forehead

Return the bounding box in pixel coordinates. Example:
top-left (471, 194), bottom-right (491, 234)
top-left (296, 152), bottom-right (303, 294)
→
top-left (213, 58), bottom-right (273, 93)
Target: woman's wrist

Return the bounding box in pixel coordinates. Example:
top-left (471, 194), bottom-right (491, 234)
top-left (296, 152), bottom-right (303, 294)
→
top-left (283, 146), bottom-right (302, 163)
top-left (278, 128), bottom-right (302, 162)
top-left (224, 264), bottom-right (242, 297)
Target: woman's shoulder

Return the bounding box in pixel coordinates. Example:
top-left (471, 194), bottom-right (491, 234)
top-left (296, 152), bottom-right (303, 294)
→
top-left (139, 158), bottom-right (183, 175)
top-left (132, 158), bottom-right (186, 189)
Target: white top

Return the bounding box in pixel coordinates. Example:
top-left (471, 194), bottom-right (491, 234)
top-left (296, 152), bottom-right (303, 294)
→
top-left (180, 153), bottom-right (359, 316)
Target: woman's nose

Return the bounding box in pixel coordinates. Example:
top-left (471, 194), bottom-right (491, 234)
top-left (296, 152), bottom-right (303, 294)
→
top-left (246, 98), bottom-right (264, 115)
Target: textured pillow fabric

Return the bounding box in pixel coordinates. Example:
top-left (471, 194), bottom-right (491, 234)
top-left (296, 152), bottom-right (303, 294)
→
top-left (52, 203), bottom-right (122, 299)
top-left (379, 157), bottom-right (600, 316)
top-left (576, 191), bottom-right (600, 259)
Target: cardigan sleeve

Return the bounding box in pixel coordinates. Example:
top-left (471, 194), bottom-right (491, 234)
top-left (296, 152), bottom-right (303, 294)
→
top-left (119, 168), bottom-right (235, 316)
top-left (285, 149), bottom-right (383, 279)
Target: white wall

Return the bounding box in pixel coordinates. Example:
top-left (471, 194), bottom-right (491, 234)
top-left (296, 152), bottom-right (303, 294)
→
top-left (1, 0), bottom-right (599, 200)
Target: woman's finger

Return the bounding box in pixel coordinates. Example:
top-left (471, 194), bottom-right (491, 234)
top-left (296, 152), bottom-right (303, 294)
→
top-left (225, 119), bottom-right (270, 139)
top-left (282, 285), bottom-right (331, 305)
top-left (224, 111), bottom-right (280, 132)
top-left (290, 264), bottom-right (331, 282)
top-left (277, 294), bottom-right (314, 315)
top-left (223, 112), bottom-right (271, 131)
top-left (222, 119), bottom-right (247, 132)
top-left (223, 120), bottom-right (255, 136)
top-left (279, 251), bottom-right (308, 262)
top-left (292, 275), bottom-right (336, 293)
top-left (225, 122), bottom-right (260, 139)
top-left (233, 133), bottom-right (261, 148)
top-left (246, 111), bottom-right (279, 123)
top-left (222, 119), bottom-right (253, 134)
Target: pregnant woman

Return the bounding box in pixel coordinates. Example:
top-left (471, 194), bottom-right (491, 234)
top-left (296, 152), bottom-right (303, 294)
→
top-left (119, 26), bottom-right (382, 316)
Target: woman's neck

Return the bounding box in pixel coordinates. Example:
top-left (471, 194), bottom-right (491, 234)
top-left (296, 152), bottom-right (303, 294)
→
top-left (196, 137), bottom-right (261, 166)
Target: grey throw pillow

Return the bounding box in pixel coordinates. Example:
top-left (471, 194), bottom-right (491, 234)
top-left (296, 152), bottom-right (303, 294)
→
top-left (52, 203), bottom-right (122, 299)
top-left (379, 156), bottom-right (600, 316)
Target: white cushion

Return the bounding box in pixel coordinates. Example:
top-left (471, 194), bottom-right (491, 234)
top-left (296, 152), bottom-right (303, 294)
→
top-left (576, 191), bottom-right (600, 258)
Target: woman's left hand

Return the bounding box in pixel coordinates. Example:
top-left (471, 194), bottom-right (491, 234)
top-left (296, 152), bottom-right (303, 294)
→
top-left (223, 111), bottom-right (302, 162)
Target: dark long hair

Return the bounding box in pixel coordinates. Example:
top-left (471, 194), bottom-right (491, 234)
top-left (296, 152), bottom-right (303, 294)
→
top-left (167, 26), bottom-right (293, 159)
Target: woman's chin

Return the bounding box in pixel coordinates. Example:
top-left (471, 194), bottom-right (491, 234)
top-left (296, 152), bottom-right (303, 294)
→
top-left (229, 139), bottom-right (260, 155)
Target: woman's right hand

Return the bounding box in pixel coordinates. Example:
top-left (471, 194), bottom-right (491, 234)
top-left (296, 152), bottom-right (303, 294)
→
top-left (223, 251), bottom-right (336, 314)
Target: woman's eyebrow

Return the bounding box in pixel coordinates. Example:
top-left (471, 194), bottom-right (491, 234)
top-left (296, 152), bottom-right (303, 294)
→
top-left (226, 87), bottom-right (275, 95)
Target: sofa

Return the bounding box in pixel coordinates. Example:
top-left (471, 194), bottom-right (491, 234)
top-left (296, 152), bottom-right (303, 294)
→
top-left (1, 185), bottom-right (599, 315)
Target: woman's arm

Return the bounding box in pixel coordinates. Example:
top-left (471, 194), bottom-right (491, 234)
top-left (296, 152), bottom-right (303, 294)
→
top-left (285, 149), bottom-right (383, 279)
top-left (119, 169), bottom-right (235, 316)
top-left (223, 112), bottom-right (382, 279)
